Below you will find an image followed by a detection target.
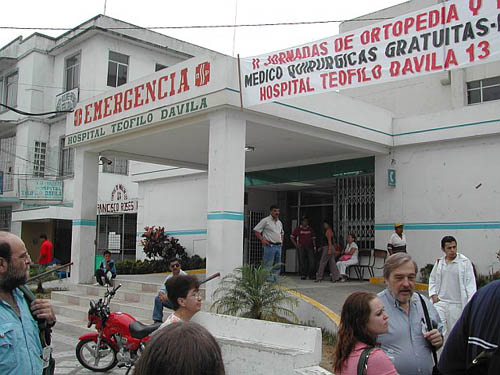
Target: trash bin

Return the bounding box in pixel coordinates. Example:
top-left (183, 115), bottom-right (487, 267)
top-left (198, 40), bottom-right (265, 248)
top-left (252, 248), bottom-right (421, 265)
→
top-left (95, 255), bottom-right (104, 271)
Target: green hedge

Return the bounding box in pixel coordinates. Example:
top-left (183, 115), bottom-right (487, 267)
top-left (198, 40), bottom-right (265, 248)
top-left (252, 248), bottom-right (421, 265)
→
top-left (116, 255), bottom-right (206, 275)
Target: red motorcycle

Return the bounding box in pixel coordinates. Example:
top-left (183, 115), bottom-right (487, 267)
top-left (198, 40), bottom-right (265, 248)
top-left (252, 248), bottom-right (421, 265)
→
top-left (76, 284), bottom-right (161, 373)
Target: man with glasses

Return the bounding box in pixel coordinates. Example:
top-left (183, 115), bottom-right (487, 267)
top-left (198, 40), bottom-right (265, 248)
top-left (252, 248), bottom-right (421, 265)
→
top-left (152, 257), bottom-right (187, 323)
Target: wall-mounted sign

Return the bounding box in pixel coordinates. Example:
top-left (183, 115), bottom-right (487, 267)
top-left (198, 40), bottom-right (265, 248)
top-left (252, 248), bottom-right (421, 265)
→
top-left (19, 179), bottom-right (63, 200)
top-left (56, 88), bottom-right (79, 111)
top-left (388, 169), bottom-right (396, 187)
top-left (66, 55), bottom-right (217, 147)
top-left (97, 183), bottom-right (138, 214)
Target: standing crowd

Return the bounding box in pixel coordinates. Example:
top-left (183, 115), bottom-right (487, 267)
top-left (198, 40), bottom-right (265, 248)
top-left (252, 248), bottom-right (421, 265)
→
top-left (254, 204), bottom-right (498, 375)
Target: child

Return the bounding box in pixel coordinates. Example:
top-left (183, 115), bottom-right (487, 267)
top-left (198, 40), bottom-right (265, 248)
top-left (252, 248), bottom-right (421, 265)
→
top-left (95, 250), bottom-right (117, 286)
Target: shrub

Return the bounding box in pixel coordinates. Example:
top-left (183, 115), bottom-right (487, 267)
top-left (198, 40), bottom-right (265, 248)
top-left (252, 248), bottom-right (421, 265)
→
top-left (116, 257), bottom-right (206, 275)
top-left (419, 263), bottom-right (434, 284)
top-left (141, 226), bottom-right (188, 261)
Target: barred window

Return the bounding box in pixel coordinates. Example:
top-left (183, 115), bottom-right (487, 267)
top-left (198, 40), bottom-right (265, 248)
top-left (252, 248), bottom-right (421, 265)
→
top-left (59, 137), bottom-right (74, 177)
top-left (33, 141), bottom-right (47, 177)
top-left (103, 157), bottom-right (128, 175)
top-left (65, 53), bottom-right (80, 91)
top-left (0, 136), bottom-right (15, 191)
top-left (0, 208), bottom-right (11, 231)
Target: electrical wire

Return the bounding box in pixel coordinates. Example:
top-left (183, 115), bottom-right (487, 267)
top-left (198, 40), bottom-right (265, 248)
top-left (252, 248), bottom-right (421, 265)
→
top-left (0, 17), bottom-right (393, 32)
top-left (0, 103), bottom-right (73, 116)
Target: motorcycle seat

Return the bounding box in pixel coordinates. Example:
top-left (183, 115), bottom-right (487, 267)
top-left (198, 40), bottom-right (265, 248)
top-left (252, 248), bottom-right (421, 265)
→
top-left (129, 321), bottom-right (162, 339)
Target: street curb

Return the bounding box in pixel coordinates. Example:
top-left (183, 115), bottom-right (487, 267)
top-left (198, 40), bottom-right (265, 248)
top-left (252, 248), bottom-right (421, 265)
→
top-left (285, 288), bottom-right (340, 327)
top-left (369, 277), bottom-right (428, 291)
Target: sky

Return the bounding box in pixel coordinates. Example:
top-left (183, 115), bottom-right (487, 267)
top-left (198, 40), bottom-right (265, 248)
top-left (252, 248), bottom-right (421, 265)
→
top-left (1, 0), bottom-right (405, 57)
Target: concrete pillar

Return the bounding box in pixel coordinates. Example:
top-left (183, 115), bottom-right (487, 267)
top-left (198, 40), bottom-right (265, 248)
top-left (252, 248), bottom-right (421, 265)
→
top-left (71, 149), bottom-right (99, 284)
top-left (205, 110), bottom-right (246, 301)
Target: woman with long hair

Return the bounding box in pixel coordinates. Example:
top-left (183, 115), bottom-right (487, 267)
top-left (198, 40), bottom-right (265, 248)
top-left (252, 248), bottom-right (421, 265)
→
top-left (334, 292), bottom-right (397, 375)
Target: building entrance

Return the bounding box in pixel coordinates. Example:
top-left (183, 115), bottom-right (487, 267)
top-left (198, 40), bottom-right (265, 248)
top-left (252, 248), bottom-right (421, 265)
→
top-left (245, 173), bottom-right (374, 272)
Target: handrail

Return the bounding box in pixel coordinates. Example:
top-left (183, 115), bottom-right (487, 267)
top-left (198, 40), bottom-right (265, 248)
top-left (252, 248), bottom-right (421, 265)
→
top-left (27, 262), bottom-right (73, 283)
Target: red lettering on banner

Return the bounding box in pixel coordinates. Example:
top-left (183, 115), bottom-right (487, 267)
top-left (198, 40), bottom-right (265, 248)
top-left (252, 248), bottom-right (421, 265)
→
top-left (447, 4), bottom-right (459, 22)
top-left (145, 81), bottom-right (156, 104)
top-left (177, 68), bottom-right (190, 94)
top-left (124, 89), bottom-right (133, 111)
top-left (393, 20), bottom-right (403, 36)
top-left (84, 104), bottom-right (92, 124)
top-left (134, 84), bottom-right (144, 108)
top-left (444, 49), bottom-right (459, 69)
top-left (113, 92), bottom-right (123, 115)
top-left (334, 34), bottom-right (354, 52)
top-left (403, 17), bottom-right (415, 34)
top-left (416, 13), bottom-right (426, 31)
top-left (103, 96), bottom-right (113, 118)
top-left (74, 109), bottom-right (82, 126)
top-left (158, 76), bottom-right (168, 99)
top-left (469, 0), bottom-right (482, 16)
top-left (371, 28), bottom-right (381, 43)
top-left (93, 100), bottom-right (103, 121)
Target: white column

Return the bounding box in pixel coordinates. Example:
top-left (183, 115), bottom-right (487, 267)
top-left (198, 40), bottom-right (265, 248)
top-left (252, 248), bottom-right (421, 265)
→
top-left (205, 110), bottom-right (246, 300)
top-left (71, 149), bottom-right (99, 284)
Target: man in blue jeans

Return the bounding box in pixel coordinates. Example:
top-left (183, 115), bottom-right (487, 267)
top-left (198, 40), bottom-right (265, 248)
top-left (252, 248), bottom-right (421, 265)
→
top-left (253, 205), bottom-right (284, 282)
top-left (152, 257), bottom-right (187, 323)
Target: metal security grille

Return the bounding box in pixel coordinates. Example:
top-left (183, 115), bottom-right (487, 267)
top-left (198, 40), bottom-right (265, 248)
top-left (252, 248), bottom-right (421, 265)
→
top-left (337, 174), bottom-right (375, 250)
top-left (245, 210), bottom-right (266, 266)
top-left (0, 137), bottom-right (15, 191)
top-left (97, 213), bottom-right (137, 261)
top-left (0, 208), bottom-right (11, 231)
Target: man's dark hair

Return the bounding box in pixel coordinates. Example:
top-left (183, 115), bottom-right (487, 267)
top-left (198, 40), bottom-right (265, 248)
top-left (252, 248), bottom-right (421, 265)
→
top-left (103, 250), bottom-right (111, 256)
top-left (166, 275), bottom-right (200, 310)
top-left (134, 321), bottom-right (225, 375)
top-left (270, 204), bottom-right (279, 211)
top-left (441, 236), bottom-right (457, 249)
top-left (0, 235), bottom-right (12, 262)
top-left (301, 216), bottom-right (309, 222)
top-left (40, 234), bottom-right (48, 240)
top-left (168, 257), bottom-right (180, 265)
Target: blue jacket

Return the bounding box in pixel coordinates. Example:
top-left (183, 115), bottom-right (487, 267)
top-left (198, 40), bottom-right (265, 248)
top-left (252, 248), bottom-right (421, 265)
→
top-left (0, 288), bottom-right (43, 374)
top-left (100, 259), bottom-right (116, 277)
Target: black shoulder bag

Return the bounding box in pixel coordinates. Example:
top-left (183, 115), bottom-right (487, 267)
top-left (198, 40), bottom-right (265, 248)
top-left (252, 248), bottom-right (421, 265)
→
top-left (357, 347), bottom-right (374, 375)
top-left (19, 285), bottom-right (56, 375)
top-left (417, 293), bottom-right (441, 375)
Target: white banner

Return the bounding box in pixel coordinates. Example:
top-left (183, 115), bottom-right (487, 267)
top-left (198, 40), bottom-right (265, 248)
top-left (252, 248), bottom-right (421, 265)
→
top-left (241, 0), bottom-right (500, 107)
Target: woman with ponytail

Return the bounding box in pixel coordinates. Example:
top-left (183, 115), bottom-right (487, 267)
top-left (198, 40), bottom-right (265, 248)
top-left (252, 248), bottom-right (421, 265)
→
top-left (334, 292), bottom-right (397, 375)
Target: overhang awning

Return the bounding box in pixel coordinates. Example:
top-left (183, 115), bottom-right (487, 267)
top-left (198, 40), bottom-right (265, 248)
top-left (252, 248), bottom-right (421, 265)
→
top-left (12, 205), bottom-right (73, 222)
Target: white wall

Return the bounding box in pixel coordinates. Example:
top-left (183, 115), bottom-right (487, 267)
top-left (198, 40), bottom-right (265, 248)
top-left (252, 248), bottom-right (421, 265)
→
top-left (136, 173), bottom-right (208, 259)
top-left (375, 134), bottom-right (500, 275)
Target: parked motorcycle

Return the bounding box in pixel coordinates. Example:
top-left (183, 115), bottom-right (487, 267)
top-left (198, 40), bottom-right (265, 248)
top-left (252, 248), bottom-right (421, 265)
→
top-left (75, 284), bottom-right (161, 373)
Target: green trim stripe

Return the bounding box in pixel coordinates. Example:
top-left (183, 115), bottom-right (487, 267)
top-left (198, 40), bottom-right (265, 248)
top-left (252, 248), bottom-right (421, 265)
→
top-left (223, 88), bottom-right (500, 139)
top-left (375, 221), bottom-right (500, 230)
top-left (207, 210), bottom-right (244, 221)
top-left (73, 219), bottom-right (97, 226)
top-left (137, 229), bottom-right (207, 237)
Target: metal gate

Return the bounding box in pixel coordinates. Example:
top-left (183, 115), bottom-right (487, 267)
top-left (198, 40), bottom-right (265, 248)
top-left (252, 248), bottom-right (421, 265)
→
top-left (245, 210), bottom-right (266, 266)
top-left (336, 174), bottom-right (375, 250)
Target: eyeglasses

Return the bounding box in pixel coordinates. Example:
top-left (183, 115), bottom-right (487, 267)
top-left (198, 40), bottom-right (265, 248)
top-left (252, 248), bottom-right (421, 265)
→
top-left (170, 263), bottom-right (180, 268)
top-left (188, 291), bottom-right (202, 299)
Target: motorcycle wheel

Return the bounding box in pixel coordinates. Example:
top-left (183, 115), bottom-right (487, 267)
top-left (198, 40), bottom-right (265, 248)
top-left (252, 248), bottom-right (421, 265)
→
top-left (76, 337), bottom-right (118, 372)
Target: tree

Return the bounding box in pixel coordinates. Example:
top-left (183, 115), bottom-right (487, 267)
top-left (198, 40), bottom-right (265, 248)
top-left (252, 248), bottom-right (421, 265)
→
top-left (211, 265), bottom-right (298, 322)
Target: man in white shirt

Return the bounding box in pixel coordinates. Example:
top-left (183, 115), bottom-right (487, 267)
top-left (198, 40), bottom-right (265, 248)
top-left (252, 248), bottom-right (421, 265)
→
top-left (253, 205), bottom-right (284, 282)
top-left (387, 222), bottom-right (407, 254)
top-left (152, 257), bottom-right (187, 323)
top-left (429, 236), bottom-right (476, 339)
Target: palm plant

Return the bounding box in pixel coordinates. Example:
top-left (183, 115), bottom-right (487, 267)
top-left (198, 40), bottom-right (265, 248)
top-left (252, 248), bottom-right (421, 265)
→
top-left (211, 265), bottom-right (298, 322)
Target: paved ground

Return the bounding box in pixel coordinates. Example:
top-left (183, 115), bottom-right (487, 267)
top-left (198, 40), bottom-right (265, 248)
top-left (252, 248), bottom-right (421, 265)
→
top-left (48, 272), bottom-right (387, 374)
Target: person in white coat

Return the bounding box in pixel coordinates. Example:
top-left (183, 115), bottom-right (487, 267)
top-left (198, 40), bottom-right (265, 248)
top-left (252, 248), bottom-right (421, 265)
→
top-left (429, 235), bottom-right (476, 339)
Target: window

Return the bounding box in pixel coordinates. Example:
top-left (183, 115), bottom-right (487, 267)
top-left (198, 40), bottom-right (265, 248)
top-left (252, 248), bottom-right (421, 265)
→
top-left (155, 63), bottom-right (167, 72)
top-left (65, 53), bottom-right (80, 91)
top-left (33, 141), bottom-right (47, 177)
top-left (0, 136), bottom-right (16, 191)
top-left (467, 76), bottom-right (500, 105)
top-left (6, 72), bottom-right (18, 107)
top-left (59, 137), bottom-right (74, 177)
top-left (103, 157), bottom-right (128, 175)
top-left (0, 208), bottom-right (11, 231)
top-left (107, 51), bottom-right (129, 87)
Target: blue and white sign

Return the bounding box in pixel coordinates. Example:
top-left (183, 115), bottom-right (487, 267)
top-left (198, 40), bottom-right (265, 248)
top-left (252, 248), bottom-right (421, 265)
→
top-left (19, 179), bottom-right (63, 200)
